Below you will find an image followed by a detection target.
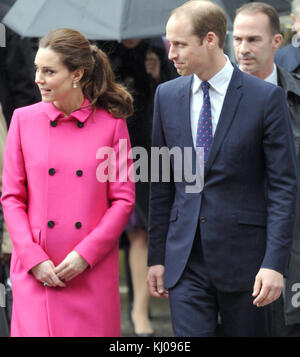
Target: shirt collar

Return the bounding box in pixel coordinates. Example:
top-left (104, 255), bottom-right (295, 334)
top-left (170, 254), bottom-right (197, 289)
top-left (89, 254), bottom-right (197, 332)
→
top-left (264, 64), bottom-right (278, 85)
top-left (238, 63), bottom-right (278, 86)
top-left (43, 97), bottom-right (93, 123)
top-left (192, 55), bottom-right (234, 95)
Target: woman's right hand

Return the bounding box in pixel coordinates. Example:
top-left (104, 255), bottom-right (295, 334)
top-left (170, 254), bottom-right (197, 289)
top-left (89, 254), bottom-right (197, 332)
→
top-left (31, 260), bottom-right (66, 288)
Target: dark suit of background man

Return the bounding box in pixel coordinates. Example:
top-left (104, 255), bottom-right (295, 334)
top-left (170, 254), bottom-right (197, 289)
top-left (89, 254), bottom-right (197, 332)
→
top-left (275, 0), bottom-right (300, 75)
top-left (233, 1), bottom-right (300, 337)
top-left (147, 1), bottom-right (298, 337)
top-left (0, 2), bottom-right (40, 127)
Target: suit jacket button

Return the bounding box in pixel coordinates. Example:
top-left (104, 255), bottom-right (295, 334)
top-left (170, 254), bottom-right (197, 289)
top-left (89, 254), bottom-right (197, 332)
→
top-left (50, 120), bottom-right (58, 127)
top-left (75, 222), bottom-right (82, 229)
top-left (200, 217), bottom-right (206, 223)
top-left (76, 170), bottom-right (83, 177)
top-left (48, 220), bottom-right (55, 228)
top-left (77, 121), bottom-right (84, 128)
top-left (48, 168), bottom-right (56, 176)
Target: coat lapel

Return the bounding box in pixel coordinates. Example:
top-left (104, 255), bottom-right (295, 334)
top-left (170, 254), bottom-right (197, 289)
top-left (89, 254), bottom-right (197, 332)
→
top-left (205, 67), bottom-right (243, 174)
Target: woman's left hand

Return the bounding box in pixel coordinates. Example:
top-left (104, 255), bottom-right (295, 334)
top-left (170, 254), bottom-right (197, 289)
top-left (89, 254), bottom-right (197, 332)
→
top-left (54, 251), bottom-right (89, 282)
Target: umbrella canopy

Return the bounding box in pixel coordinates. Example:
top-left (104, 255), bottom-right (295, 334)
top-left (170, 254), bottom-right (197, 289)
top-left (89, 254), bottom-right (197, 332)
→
top-left (2, 0), bottom-right (186, 40)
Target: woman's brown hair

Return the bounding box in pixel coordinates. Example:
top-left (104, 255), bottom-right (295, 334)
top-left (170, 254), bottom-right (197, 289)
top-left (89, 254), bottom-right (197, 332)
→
top-left (39, 28), bottom-right (134, 118)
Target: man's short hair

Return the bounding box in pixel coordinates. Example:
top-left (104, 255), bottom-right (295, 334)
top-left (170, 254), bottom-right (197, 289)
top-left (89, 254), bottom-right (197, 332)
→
top-left (171, 1), bottom-right (227, 49)
top-left (235, 2), bottom-right (280, 35)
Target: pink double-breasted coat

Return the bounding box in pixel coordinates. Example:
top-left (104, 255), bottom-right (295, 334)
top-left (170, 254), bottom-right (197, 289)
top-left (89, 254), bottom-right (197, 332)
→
top-left (1, 99), bottom-right (135, 337)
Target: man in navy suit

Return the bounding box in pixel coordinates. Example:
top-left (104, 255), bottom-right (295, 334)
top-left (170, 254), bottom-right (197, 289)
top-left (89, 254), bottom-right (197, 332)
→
top-left (147, 1), bottom-right (298, 337)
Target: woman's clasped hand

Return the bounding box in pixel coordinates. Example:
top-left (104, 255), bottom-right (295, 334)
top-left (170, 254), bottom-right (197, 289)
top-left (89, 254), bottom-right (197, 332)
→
top-left (31, 251), bottom-right (89, 287)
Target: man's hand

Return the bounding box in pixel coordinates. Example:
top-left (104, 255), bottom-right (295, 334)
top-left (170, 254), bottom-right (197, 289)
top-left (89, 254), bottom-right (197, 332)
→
top-left (147, 265), bottom-right (168, 299)
top-left (252, 268), bottom-right (283, 307)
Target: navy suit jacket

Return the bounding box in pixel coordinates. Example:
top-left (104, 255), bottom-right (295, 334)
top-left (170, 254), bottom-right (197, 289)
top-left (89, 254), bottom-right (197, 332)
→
top-left (148, 66), bottom-right (298, 292)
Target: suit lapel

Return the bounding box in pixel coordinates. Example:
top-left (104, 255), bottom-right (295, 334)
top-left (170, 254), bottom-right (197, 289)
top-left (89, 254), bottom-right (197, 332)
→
top-left (176, 76), bottom-right (194, 150)
top-left (174, 76), bottom-right (199, 182)
top-left (205, 67), bottom-right (243, 174)
top-left (173, 69), bottom-right (244, 179)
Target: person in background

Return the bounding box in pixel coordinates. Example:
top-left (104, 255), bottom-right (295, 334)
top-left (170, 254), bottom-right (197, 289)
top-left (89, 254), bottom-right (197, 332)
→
top-left (147, 0), bottom-right (297, 337)
top-left (98, 37), bottom-right (176, 336)
top-left (0, 1), bottom-right (40, 127)
top-left (275, 0), bottom-right (300, 75)
top-left (1, 28), bottom-right (135, 337)
top-left (0, 104), bottom-right (12, 337)
top-left (233, 1), bottom-right (300, 336)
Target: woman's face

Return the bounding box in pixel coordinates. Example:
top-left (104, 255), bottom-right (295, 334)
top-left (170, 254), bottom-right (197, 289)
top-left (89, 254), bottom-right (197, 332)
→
top-left (34, 47), bottom-right (77, 104)
top-left (121, 39), bottom-right (142, 49)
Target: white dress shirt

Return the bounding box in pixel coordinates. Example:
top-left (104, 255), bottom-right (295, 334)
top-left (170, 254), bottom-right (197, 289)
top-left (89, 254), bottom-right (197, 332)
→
top-left (190, 56), bottom-right (234, 148)
top-left (264, 64), bottom-right (278, 85)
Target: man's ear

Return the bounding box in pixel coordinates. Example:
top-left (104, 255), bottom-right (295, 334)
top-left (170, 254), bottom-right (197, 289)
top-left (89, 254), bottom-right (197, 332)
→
top-left (204, 31), bottom-right (218, 49)
top-left (272, 33), bottom-right (283, 50)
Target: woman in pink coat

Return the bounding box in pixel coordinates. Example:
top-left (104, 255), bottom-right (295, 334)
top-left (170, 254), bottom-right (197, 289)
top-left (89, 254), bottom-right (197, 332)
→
top-left (1, 28), bottom-right (135, 337)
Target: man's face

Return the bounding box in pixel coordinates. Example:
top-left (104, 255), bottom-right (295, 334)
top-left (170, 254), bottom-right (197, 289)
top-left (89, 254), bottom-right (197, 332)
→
top-left (166, 14), bottom-right (209, 78)
top-left (233, 12), bottom-right (281, 79)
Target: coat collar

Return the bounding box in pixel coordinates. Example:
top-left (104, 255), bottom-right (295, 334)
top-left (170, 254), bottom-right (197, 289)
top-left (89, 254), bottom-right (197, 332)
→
top-left (277, 65), bottom-right (300, 98)
top-left (42, 97), bottom-right (93, 123)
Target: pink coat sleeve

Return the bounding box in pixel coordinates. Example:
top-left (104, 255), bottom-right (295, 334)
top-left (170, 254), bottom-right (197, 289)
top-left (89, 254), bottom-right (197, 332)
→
top-left (1, 110), bottom-right (50, 272)
top-left (74, 117), bottom-right (135, 267)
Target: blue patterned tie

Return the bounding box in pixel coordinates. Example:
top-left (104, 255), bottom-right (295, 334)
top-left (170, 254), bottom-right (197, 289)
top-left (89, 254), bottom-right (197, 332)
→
top-left (196, 81), bottom-right (213, 165)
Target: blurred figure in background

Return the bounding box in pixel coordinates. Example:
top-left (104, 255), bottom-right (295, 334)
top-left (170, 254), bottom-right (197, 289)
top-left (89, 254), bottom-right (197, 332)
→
top-left (0, 104), bottom-right (12, 337)
top-left (0, 1), bottom-right (40, 127)
top-left (0, 0), bottom-right (44, 336)
top-left (99, 37), bottom-right (176, 336)
top-left (275, 0), bottom-right (300, 75)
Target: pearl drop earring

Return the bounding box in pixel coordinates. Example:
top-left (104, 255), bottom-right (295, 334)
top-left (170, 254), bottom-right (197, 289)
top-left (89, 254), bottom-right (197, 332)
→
top-left (73, 82), bottom-right (77, 89)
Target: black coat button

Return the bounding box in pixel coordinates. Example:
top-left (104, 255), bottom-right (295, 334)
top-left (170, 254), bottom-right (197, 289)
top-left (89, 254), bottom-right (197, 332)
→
top-left (50, 120), bottom-right (58, 127)
top-left (48, 168), bottom-right (56, 176)
top-left (76, 170), bottom-right (83, 177)
top-left (200, 217), bottom-right (206, 223)
top-left (75, 222), bottom-right (82, 229)
top-left (48, 220), bottom-right (55, 228)
top-left (77, 121), bottom-right (84, 128)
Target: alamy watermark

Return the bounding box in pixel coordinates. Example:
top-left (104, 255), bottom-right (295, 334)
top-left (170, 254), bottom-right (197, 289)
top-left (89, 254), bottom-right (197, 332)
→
top-left (0, 23), bottom-right (6, 47)
top-left (291, 283), bottom-right (300, 308)
top-left (0, 283), bottom-right (5, 307)
top-left (95, 140), bottom-right (205, 194)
